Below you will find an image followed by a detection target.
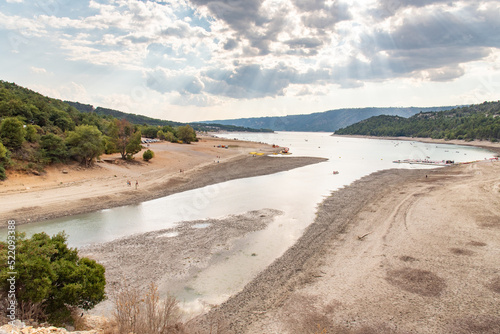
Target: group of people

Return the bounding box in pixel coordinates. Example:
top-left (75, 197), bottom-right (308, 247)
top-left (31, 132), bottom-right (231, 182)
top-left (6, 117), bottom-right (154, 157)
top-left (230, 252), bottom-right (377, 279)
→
top-left (127, 180), bottom-right (139, 189)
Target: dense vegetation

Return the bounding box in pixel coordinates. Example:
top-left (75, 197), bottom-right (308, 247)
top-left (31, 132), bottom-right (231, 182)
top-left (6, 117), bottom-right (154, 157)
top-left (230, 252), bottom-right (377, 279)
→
top-left (203, 106), bottom-right (457, 132)
top-left (0, 232), bottom-right (106, 325)
top-left (0, 80), bottom-right (267, 180)
top-left (335, 101), bottom-right (500, 142)
top-left (66, 101), bottom-right (273, 133)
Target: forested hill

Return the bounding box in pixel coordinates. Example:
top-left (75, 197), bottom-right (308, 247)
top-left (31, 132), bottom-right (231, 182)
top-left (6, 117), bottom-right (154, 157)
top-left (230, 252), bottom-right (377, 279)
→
top-left (0, 80), bottom-right (268, 180)
top-left (335, 101), bottom-right (500, 142)
top-left (202, 106), bottom-right (457, 132)
top-left (66, 101), bottom-right (272, 133)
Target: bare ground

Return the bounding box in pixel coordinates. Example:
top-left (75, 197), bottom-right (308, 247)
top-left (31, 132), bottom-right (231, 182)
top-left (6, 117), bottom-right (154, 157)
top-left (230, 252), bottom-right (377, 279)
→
top-left (190, 160), bottom-right (500, 333)
top-left (81, 208), bottom-right (284, 316)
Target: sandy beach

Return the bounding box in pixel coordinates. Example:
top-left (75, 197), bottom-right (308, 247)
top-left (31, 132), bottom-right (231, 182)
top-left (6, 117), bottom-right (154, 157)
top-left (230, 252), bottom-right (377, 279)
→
top-left (207, 158), bottom-right (500, 333)
top-left (0, 136), bottom-right (325, 226)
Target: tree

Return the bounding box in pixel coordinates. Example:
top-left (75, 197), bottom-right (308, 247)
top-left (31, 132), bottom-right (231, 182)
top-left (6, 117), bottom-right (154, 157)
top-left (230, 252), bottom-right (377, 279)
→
top-left (0, 117), bottom-right (26, 150)
top-left (176, 125), bottom-right (196, 144)
top-left (65, 125), bottom-right (104, 167)
top-left (0, 232), bottom-right (106, 325)
top-left (40, 133), bottom-right (68, 163)
top-left (142, 149), bottom-right (154, 161)
top-left (125, 131), bottom-right (142, 159)
top-left (114, 119), bottom-right (142, 159)
top-left (0, 142), bottom-right (9, 180)
top-left (0, 141), bottom-right (10, 165)
top-left (141, 125), bottom-right (159, 138)
top-left (25, 124), bottom-right (41, 143)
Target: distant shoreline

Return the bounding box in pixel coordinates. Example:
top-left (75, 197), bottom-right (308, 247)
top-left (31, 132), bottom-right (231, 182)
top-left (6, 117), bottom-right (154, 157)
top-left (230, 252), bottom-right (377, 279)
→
top-left (332, 134), bottom-right (500, 155)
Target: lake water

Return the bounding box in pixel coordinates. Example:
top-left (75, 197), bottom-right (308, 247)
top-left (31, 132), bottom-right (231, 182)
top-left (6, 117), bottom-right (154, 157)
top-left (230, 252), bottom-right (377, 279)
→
top-left (1, 132), bottom-right (495, 308)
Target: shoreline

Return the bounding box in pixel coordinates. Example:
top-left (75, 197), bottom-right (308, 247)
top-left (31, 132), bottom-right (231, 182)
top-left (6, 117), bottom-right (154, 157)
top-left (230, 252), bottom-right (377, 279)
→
top-left (196, 159), bottom-right (500, 333)
top-left (332, 134), bottom-right (500, 155)
top-left (0, 136), bottom-right (326, 226)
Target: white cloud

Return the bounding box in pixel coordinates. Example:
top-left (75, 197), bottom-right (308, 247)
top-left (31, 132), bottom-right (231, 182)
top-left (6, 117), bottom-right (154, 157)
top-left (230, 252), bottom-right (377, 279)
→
top-left (30, 66), bottom-right (47, 74)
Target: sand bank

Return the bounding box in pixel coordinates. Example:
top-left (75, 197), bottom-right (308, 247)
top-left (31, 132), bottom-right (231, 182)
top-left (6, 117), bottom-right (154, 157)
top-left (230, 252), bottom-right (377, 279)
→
top-left (0, 136), bottom-right (326, 226)
top-left (211, 160), bottom-right (500, 333)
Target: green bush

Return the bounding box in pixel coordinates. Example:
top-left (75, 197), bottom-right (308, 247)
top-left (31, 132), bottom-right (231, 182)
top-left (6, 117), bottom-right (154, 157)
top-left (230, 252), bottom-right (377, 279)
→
top-left (40, 133), bottom-right (68, 163)
top-left (0, 232), bottom-right (106, 325)
top-left (142, 149), bottom-right (154, 161)
top-left (0, 117), bottom-right (26, 150)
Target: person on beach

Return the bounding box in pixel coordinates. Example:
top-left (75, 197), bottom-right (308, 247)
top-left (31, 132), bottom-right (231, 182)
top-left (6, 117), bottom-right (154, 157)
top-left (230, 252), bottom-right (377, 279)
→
top-left (135, 180), bottom-right (138, 189)
top-left (127, 180), bottom-right (131, 186)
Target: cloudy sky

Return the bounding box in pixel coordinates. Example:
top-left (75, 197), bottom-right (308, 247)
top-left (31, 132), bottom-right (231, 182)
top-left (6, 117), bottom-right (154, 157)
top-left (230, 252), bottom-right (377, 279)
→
top-left (1, 0), bottom-right (499, 122)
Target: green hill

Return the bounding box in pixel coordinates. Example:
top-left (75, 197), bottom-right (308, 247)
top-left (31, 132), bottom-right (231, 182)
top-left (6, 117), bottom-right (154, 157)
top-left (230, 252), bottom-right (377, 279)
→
top-left (65, 101), bottom-right (272, 133)
top-left (335, 101), bottom-right (500, 142)
top-left (202, 106), bottom-right (457, 132)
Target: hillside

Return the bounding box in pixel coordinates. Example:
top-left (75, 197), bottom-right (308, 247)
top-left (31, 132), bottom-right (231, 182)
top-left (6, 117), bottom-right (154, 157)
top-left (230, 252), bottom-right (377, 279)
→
top-left (0, 80), bottom-right (269, 180)
top-left (335, 101), bottom-right (500, 142)
top-left (202, 106), bottom-right (457, 132)
top-left (66, 101), bottom-right (272, 133)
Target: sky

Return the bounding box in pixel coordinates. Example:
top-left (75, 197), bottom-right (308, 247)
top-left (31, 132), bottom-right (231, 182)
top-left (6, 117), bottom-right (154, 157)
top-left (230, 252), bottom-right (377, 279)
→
top-left (1, 0), bottom-right (500, 122)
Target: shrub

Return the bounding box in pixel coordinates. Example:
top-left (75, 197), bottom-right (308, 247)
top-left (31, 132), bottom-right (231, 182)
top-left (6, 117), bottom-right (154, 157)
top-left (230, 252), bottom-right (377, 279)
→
top-left (143, 149), bottom-right (154, 161)
top-left (0, 232), bottom-right (106, 325)
top-left (40, 133), bottom-right (68, 163)
top-left (0, 117), bottom-right (26, 150)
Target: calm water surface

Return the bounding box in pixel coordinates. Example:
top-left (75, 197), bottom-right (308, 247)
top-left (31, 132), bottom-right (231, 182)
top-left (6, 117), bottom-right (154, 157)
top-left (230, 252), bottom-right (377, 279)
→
top-left (1, 132), bottom-right (494, 308)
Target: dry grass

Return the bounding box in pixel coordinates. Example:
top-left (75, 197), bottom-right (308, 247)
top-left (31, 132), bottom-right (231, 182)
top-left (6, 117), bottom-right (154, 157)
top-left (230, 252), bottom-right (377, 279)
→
top-left (386, 268), bottom-right (446, 297)
top-left (110, 282), bottom-right (186, 334)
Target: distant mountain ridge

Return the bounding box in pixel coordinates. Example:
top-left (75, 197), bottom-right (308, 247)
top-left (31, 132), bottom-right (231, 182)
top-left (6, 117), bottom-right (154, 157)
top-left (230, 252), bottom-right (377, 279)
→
top-left (202, 106), bottom-right (458, 132)
top-left (65, 101), bottom-right (272, 132)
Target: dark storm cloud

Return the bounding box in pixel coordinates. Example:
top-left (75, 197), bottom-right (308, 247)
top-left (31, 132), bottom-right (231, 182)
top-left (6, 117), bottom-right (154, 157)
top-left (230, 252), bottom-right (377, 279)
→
top-left (223, 38), bottom-right (238, 51)
top-left (372, 0), bottom-right (457, 19)
top-left (292, 0), bottom-right (351, 30)
top-left (348, 3), bottom-right (500, 83)
top-left (189, 0), bottom-right (267, 32)
top-left (189, 0), bottom-right (342, 56)
top-left (285, 37), bottom-right (324, 49)
top-left (371, 7), bottom-right (500, 51)
top-left (203, 64), bottom-right (295, 98)
top-left (147, 0), bottom-right (500, 100)
top-left (202, 63), bottom-right (333, 98)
